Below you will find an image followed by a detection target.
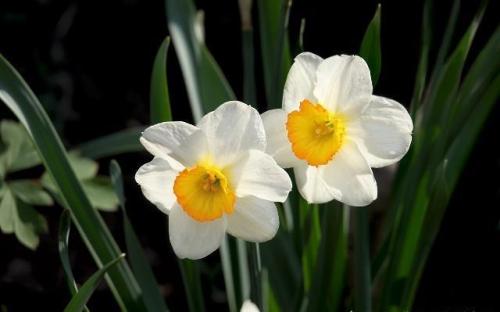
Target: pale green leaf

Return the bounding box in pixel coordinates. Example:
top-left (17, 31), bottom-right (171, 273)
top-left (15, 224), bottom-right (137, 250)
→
top-left (14, 199), bottom-right (48, 250)
top-left (9, 179), bottom-right (54, 206)
top-left (0, 120), bottom-right (41, 172)
top-left (82, 177), bottom-right (119, 212)
top-left (0, 187), bottom-right (15, 234)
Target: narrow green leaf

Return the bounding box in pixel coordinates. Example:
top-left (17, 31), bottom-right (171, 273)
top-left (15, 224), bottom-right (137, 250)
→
top-left (403, 74), bottom-right (500, 311)
top-left (237, 239), bottom-right (251, 302)
top-left (307, 203), bottom-right (349, 312)
top-left (409, 0), bottom-right (432, 115)
top-left (300, 203), bottom-right (321, 291)
top-left (166, 0), bottom-right (235, 121)
top-left (110, 160), bottom-right (169, 312)
top-left (150, 37), bottom-right (172, 123)
top-left (352, 207), bottom-right (372, 312)
top-left (378, 3), bottom-right (490, 311)
top-left (64, 254), bottom-right (126, 312)
top-left (199, 46), bottom-right (236, 113)
top-left (178, 259), bottom-right (206, 312)
top-left (220, 237), bottom-right (238, 312)
top-left (58, 210), bottom-right (79, 296)
top-left (261, 228), bottom-right (302, 312)
top-left (257, 0), bottom-right (292, 108)
top-left (359, 4), bottom-right (382, 86)
top-left (417, 0), bottom-right (486, 133)
top-left (448, 25), bottom-right (500, 135)
top-left (0, 54), bottom-right (146, 310)
top-left (76, 126), bottom-right (145, 160)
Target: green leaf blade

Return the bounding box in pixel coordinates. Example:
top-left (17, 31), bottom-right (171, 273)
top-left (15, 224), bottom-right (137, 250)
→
top-left (150, 37), bottom-right (172, 124)
top-left (360, 4), bottom-right (382, 86)
top-left (64, 254), bottom-right (126, 312)
top-left (0, 54), bottom-right (146, 310)
top-left (110, 160), bottom-right (170, 312)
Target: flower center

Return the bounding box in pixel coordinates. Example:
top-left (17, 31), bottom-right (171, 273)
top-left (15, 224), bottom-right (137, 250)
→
top-left (286, 99), bottom-right (346, 166)
top-left (173, 163), bottom-right (235, 222)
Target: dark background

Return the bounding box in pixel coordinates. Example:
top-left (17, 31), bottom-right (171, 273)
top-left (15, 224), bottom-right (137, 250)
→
top-left (0, 0), bottom-right (499, 311)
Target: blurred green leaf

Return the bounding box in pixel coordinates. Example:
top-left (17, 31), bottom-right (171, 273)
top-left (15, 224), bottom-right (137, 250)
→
top-left (64, 254), bottom-right (126, 312)
top-left (110, 160), bottom-right (169, 312)
top-left (0, 187), bottom-right (15, 234)
top-left (68, 153), bottom-right (98, 180)
top-left (14, 199), bottom-right (48, 249)
top-left (0, 120), bottom-right (41, 172)
top-left (0, 186), bottom-right (47, 249)
top-left (82, 177), bottom-right (119, 212)
top-left (150, 37), bottom-right (172, 123)
top-left (360, 4), bottom-right (382, 86)
top-left (257, 0), bottom-right (292, 108)
top-left (0, 54), bottom-right (146, 310)
top-left (9, 179), bottom-right (53, 206)
top-left (41, 155), bottom-right (118, 212)
top-left (76, 126), bottom-right (145, 160)
top-left (166, 0), bottom-right (235, 121)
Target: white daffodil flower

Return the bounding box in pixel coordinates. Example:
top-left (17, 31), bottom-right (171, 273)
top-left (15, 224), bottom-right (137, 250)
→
top-left (262, 53), bottom-right (413, 206)
top-left (136, 101), bottom-right (292, 259)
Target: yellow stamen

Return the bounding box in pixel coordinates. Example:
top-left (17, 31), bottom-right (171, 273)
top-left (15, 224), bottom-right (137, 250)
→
top-left (173, 164), bottom-right (235, 222)
top-left (286, 99), bottom-right (346, 166)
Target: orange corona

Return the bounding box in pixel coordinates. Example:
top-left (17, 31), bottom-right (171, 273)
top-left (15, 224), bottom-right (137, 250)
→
top-left (286, 100), bottom-right (346, 166)
top-left (173, 164), bottom-right (235, 222)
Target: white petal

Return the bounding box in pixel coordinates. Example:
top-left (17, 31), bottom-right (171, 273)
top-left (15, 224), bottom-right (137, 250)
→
top-left (140, 121), bottom-right (197, 159)
top-left (241, 300), bottom-right (260, 312)
top-left (168, 204), bottom-right (226, 259)
top-left (349, 95), bottom-right (413, 168)
top-left (227, 196), bottom-right (279, 242)
top-left (140, 122), bottom-right (208, 167)
top-left (313, 55), bottom-right (372, 115)
top-left (322, 142), bottom-right (377, 206)
top-left (229, 150), bottom-right (292, 202)
top-left (283, 52), bottom-right (323, 113)
top-left (261, 109), bottom-right (301, 168)
top-left (294, 164), bottom-right (339, 204)
top-left (198, 101), bottom-right (266, 166)
top-left (135, 157), bottom-right (181, 214)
